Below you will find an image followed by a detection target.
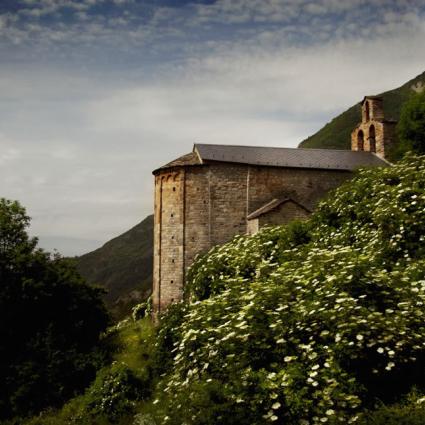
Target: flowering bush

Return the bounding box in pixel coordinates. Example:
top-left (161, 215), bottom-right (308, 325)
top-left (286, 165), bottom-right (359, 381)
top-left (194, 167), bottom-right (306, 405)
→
top-left (152, 155), bottom-right (425, 424)
top-left (83, 362), bottom-right (145, 422)
top-left (132, 297), bottom-right (153, 322)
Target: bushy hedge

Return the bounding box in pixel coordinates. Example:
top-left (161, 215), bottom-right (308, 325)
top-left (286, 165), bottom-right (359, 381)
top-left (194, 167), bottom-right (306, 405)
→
top-left (358, 392), bottom-right (425, 425)
top-left (151, 155), bottom-right (425, 424)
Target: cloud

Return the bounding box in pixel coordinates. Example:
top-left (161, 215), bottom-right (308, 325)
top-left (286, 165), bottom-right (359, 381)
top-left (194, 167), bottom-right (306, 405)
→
top-left (1, 0), bottom-right (423, 61)
top-left (0, 0), bottom-right (424, 254)
top-left (0, 144), bottom-right (20, 165)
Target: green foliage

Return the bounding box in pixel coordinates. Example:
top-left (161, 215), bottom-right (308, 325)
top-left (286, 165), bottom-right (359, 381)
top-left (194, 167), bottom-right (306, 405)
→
top-left (0, 199), bottom-right (111, 420)
top-left (84, 362), bottom-right (145, 422)
top-left (185, 220), bottom-right (311, 302)
top-left (151, 156), bottom-right (425, 424)
top-left (23, 318), bottom-right (157, 425)
top-left (132, 297), bottom-right (152, 322)
top-left (152, 302), bottom-right (189, 377)
top-left (358, 392), bottom-right (425, 425)
top-left (397, 90), bottom-right (425, 156)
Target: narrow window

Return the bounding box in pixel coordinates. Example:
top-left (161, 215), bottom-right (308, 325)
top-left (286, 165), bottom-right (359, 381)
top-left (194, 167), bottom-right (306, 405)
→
top-left (365, 101), bottom-right (370, 121)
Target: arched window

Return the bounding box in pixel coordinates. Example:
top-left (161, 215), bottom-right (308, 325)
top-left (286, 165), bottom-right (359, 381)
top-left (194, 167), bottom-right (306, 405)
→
top-left (369, 125), bottom-right (376, 153)
top-left (357, 130), bottom-right (364, 151)
top-left (365, 101), bottom-right (370, 121)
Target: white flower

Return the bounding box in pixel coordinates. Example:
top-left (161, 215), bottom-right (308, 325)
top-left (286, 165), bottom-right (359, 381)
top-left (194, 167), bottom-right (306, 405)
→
top-left (272, 402), bottom-right (281, 410)
top-left (416, 396), bottom-right (425, 404)
top-left (385, 362), bottom-right (395, 371)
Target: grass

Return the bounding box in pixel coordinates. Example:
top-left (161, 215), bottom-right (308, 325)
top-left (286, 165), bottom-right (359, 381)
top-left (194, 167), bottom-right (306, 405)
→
top-left (22, 317), bottom-right (157, 425)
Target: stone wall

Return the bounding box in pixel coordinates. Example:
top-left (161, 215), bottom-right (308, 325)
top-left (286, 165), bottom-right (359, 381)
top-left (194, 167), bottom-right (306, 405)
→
top-left (184, 167), bottom-right (211, 277)
top-left (208, 164), bottom-right (248, 246)
top-left (383, 121), bottom-right (397, 157)
top-left (152, 170), bottom-right (185, 314)
top-left (351, 120), bottom-right (395, 159)
top-left (247, 166), bottom-right (351, 213)
top-left (153, 162), bottom-right (353, 312)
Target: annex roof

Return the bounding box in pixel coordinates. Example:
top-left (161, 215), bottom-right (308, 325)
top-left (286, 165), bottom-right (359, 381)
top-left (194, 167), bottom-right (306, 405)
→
top-left (247, 197), bottom-right (311, 220)
top-left (193, 143), bottom-right (388, 171)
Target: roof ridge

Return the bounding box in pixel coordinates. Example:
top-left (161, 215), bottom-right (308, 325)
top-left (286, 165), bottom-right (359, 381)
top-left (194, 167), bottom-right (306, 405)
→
top-left (247, 196), bottom-right (311, 220)
top-left (194, 143), bottom-right (376, 154)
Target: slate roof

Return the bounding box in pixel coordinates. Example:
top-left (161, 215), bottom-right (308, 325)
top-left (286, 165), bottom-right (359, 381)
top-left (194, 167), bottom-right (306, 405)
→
top-left (247, 198), bottom-right (311, 220)
top-left (194, 143), bottom-right (388, 171)
top-left (154, 152), bottom-right (201, 173)
top-left (362, 95), bottom-right (383, 103)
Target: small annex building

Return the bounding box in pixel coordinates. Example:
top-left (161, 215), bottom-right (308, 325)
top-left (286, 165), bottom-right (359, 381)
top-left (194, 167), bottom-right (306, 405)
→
top-left (152, 96), bottom-right (392, 313)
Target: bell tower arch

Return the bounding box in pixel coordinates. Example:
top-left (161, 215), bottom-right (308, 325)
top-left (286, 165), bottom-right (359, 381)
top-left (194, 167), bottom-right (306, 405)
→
top-left (351, 96), bottom-right (396, 159)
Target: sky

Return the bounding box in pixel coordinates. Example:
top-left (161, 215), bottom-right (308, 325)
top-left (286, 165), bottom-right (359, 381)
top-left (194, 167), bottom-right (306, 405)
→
top-left (1, 0), bottom-right (425, 256)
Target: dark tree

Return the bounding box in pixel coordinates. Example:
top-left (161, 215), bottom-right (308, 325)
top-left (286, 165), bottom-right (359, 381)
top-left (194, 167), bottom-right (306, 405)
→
top-left (397, 90), bottom-right (425, 155)
top-left (0, 199), bottom-right (110, 419)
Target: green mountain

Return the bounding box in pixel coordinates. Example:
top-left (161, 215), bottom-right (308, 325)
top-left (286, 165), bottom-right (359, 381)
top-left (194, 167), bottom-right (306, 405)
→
top-left (76, 214), bottom-right (153, 319)
top-left (299, 71), bottom-right (425, 150)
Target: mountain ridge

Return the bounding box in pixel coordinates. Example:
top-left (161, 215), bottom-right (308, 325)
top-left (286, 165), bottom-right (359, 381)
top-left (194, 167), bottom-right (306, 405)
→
top-left (76, 214), bottom-right (153, 319)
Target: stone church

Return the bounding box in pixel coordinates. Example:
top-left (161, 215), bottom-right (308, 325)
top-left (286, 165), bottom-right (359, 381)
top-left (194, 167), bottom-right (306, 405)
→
top-left (152, 96), bottom-right (393, 314)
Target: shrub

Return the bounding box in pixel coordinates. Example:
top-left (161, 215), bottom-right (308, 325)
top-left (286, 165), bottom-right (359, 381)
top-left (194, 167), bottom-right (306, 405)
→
top-left (151, 155), bottom-right (425, 424)
top-left (397, 90), bottom-right (425, 156)
top-left (358, 392), bottom-right (425, 425)
top-left (83, 362), bottom-right (145, 422)
top-left (23, 318), bottom-right (157, 425)
top-left (0, 199), bottom-right (110, 419)
top-left (132, 297), bottom-right (153, 322)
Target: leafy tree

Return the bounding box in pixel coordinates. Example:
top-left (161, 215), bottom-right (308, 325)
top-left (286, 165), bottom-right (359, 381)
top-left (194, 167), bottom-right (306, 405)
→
top-left (0, 199), bottom-right (111, 420)
top-left (397, 90), bottom-right (425, 155)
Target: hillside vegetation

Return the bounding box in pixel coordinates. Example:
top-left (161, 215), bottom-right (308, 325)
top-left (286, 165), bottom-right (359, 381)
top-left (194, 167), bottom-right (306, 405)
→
top-left (150, 154), bottom-right (425, 424)
top-left (23, 154), bottom-right (425, 425)
top-left (0, 199), bottom-right (110, 422)
top-left (299, 71), bottom-right (425, 151)
top-left (76, 215), bottom-right (153, 319)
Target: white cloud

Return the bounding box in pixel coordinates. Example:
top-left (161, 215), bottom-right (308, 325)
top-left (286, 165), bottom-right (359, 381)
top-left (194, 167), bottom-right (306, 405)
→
top-left (0, 144), bottom-right (20, 165)
top-left (0, 0), bottom-right (424, 254)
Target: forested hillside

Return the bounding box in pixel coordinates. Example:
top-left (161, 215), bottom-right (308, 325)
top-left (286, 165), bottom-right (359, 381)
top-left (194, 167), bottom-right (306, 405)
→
top-left (76, 215), bottom-right (153, 319)
top-left (299, 71), bottom-right (425, 151)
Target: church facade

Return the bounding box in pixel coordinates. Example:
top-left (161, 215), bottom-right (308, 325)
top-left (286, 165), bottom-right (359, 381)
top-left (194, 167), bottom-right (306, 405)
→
top-left (152, 96), bottom-right (391, 314)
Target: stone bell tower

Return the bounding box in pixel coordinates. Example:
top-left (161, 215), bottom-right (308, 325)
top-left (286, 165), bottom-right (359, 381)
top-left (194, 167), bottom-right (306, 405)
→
top-left (351, 96), bottom-right (396, 159)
